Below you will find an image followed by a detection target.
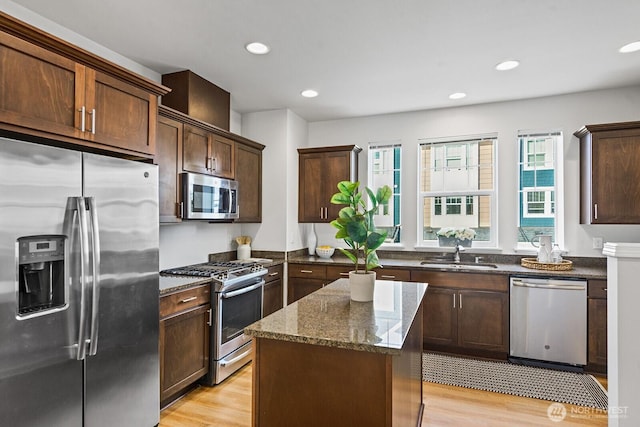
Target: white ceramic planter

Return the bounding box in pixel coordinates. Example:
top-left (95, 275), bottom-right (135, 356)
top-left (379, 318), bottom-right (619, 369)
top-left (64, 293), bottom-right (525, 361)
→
top-left (349, 271), bottom-right (376, 302)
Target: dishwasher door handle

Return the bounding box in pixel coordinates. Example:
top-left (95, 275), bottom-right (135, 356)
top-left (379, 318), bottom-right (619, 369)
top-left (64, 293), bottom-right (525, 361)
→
top-left (511, 280), bottom-right (585, 291)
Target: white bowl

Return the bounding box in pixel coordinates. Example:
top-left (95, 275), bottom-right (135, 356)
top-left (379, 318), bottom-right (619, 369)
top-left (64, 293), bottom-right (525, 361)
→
top-left (316, 247), bottom-right (335, 258)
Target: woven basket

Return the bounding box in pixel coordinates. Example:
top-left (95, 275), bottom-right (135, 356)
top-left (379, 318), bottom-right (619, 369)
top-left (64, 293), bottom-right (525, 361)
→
top-left (520, 257), bottom-right (573, 271)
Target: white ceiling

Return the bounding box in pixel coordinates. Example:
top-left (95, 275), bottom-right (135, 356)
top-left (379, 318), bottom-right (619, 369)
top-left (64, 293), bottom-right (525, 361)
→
top-left (8, 0), bottom-right (640, 122)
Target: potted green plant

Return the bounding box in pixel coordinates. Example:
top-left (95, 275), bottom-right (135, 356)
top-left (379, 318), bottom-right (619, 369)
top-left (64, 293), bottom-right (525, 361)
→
top-left (330, 180), bottom-right (392, 301)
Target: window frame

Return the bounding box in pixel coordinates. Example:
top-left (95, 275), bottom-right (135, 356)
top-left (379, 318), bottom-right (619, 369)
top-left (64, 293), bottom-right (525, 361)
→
top-left (417, 133), bottom-right (498, 248)
top-left (516, 131), bottom-right (564, 251)
top-left (368, 141), bottom-right (402, 245)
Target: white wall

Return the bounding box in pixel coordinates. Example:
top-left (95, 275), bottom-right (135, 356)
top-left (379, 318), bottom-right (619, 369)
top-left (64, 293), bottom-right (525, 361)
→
top-left (241, 109), bottom-right (309, 252)
top-left (307, 87), bottom-right (640, 257)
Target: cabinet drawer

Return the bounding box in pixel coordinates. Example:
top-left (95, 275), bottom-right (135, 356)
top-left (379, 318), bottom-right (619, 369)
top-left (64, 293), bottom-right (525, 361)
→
top-left (160, 284), bottom-right (211, 318)
top-left (411, 271), bottom-right (508, 292)
top-left (588, 279), bottom-right (608, 299)
top-left (288, 263), bottom-right (327, 279)
top-left (265, 264), bottom-right (284, 283)
top-left (326, 265), bottom-right (352, 281)
top-left (375, 268), bottom-right (411, 282)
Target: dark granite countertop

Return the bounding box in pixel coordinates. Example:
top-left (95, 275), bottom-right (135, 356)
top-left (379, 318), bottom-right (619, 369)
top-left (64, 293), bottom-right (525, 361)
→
top-left (288, 253), bottom-right (607, 280)
top-left (245, 278), bottom-right (428, 355)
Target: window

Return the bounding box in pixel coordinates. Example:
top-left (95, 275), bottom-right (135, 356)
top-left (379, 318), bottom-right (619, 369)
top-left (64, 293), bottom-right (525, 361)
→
top-left (418, 134), bottom-right (497, 247)
top-left (517, 131), bottom-right (563, 248)
top-left (369, 142), bottom-right (401, 243)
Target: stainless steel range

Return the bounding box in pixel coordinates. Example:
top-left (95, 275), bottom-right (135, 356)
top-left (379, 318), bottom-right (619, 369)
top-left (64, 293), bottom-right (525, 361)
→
top-left (161, 261), bottom-right (267, 384)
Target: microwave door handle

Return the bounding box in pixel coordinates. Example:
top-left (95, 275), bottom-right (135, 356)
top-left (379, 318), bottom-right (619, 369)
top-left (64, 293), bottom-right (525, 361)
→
top-left (86, 197), bottom-right (101, 356)
top-left (221, 281), bottom-right (264, 299)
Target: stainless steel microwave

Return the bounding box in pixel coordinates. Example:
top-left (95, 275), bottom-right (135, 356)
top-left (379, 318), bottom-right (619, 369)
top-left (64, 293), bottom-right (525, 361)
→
top-left (181, 172), bottom-right (238, 220)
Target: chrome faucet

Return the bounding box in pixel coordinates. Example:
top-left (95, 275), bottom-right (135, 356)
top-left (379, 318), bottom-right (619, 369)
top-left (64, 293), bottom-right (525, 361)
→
top-left (454, 244), bottom-right (465, 263)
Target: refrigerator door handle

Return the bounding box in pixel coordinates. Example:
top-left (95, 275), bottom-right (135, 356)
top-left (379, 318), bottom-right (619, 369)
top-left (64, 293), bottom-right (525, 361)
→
top-left (86, 197), bottom-right (101, 356)
top-left (72, 197), bottom-right (91, 361)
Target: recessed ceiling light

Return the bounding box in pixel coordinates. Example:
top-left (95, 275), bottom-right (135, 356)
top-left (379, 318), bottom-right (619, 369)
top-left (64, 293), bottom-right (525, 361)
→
top-left (495, 60), bottom-right (520, 71)
top-left (619, 41), bottom-right (640, 53)
top-left (245, 42), bottom-right (270, 55)
top-left (449, 92), bottom-right (466, 100)
top-left (301, 89), bottom-right (318, 98)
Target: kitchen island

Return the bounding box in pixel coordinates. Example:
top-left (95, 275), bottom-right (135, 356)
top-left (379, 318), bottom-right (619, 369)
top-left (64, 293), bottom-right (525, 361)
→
top-left (245, 278), bottom-right (428, 427)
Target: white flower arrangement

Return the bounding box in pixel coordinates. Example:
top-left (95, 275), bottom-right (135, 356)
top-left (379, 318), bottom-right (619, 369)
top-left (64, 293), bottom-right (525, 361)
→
top-left (436, 227), bottom-right (476, 240)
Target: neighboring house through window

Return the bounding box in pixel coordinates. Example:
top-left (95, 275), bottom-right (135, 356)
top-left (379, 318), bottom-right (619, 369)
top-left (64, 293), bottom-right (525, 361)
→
top-left (418, 134), bottom-right (497, 247)
top-left (517, 131), bottom-right (563, 248)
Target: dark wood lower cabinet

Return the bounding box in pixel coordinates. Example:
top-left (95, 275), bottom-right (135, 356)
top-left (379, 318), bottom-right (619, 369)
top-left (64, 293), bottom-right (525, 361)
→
top-left (412, 270), bottom-right (509, 357)
top-left (159, 285), bottom-right (211, 407)
top-left (262, 264), bottom-right (283, 317)
top-left (587, 279), bottom-right (607, 373)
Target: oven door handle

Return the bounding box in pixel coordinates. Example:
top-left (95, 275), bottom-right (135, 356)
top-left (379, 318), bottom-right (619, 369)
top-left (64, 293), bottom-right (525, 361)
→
top-left (220, 347), bottom-right (253, 367)
top-left (221, 281), bottom-right (264, 299)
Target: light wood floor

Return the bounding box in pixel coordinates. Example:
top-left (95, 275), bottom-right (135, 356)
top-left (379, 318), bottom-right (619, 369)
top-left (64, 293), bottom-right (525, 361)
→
top-left (160, 364), bottom-right (608, 427)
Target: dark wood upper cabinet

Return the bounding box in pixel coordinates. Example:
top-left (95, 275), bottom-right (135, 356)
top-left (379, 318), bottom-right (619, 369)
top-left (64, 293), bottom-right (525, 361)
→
top-left (576, 121), bottom-right (640, 224)
top-left (235, 141), bottom-right (264, 223)
top-left (157, 113), bottom-right (183, 223)
top-left (298, 145), bottom-right (361, 223)
top-left (158, 105), bottom-right (264, 223)
top-left (0, 13), bottom-right (167, 158)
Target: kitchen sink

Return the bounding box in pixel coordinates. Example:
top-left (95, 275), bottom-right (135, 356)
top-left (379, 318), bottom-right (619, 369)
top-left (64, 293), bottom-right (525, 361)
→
top-left (420, 260), bottom-right (499, 270)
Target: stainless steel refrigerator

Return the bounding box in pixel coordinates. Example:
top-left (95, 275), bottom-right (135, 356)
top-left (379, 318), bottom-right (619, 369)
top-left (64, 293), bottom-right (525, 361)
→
top-left (0, 136), bottom-right (160, 426)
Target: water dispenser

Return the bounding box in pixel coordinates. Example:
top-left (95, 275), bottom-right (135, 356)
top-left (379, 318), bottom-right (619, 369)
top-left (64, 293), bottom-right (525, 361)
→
top-left (17, 235), bottom-right (67, 318)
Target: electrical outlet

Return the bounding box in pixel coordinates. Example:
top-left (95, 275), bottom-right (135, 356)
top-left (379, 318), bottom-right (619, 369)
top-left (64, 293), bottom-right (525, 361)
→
top-left (592, 237), bottom-right (604, 249)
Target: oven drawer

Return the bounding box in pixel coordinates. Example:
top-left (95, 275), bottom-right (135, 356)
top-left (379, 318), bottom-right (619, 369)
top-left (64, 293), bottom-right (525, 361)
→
top-left (160, 284), bottom-right (211, 318)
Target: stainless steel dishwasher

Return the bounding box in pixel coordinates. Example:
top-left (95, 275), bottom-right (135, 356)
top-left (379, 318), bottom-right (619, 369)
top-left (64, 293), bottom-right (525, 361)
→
top-left (509, 276), bottom-right (587, 368)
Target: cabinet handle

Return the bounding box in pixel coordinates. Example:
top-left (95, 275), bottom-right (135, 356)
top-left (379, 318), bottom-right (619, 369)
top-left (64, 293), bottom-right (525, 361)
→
top-left (88, 108), bottom-right (96, 134)
top-left (603, 288), bottom-right (608, 292)
top-left (207, 308), bottom-right (212, 326)
top-left (79, 106), bottom-right (86, 132)
top-left (212, 157), bottom-right (217, 171)
top-left (179, 202), bottom-right (184, 219)
top-left (380, 275), bottom-right (396, 279)
top-left (324, 207), bottom-right (328, 219)
top-left (180, 296), bottom-right (197, 303)
top-left (452, 294), bottom-right (456, 309)
top-left (206, 157), bottom-right (212, 170)
top-left (339, 272), bottom-right (350, 277)
top-left (300, 270), bottom-right (313, 274)
top-left (319, 208), bottom-right (323, 219)
top-left (268, 272), bottom-right (279, 277)
top-left (459, 294), bottom-right (463, 309)
top-left (594, 203), bottom-right (598, 220)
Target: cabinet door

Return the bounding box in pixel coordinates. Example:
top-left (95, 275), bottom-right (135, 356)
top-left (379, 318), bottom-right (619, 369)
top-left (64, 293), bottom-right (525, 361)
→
top-left (587, 277), bottom-right (608, 371)
top-left (88, 70), bottom-right (156, 155)
top-left (324, 151), bottom-right (352, 221)
top-left (298, 152), bottom-right (325, 222)
top-left (423, 287), bottom-right (457, 347)
top-left (210, 135), bottom-right (235, 179)
top-left (263, 277), bottom-right (283, 317)
top-left (457, 290), bottom-right (508, 352)
top-left (0, 31), bottom-right (83, 139)
top-left (235, 142), bottom-right (262, 222)
top-left (182, 124), bottom-right (211, 175)
top-left (589, 128), bottom-right (640, 223)
top-left (287, 278), bottom-right (325, 304)
top-left (160, 304), bottom-right (210, 404)
top-left (157, 115), bottom-right (183, 222)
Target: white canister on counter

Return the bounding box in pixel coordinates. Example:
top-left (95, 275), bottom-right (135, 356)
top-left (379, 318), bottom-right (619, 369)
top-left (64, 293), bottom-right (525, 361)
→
top-left (237, 244), bottom-right (251, 260)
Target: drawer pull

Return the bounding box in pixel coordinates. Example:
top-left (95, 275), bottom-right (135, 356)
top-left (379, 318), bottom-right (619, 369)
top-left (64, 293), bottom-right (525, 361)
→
top-left (180, 296), bottom-right (198, 303)
top-left (339, 272), bottom-right (350, 277)
top-left (268, 272), bottom-right (279, 277)
top-left (380, 275), bottom-right (396, 279)
top-left (300, 270), bottom-right (313, 274)
top-left (603, 288), bottom-right (608, 291)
